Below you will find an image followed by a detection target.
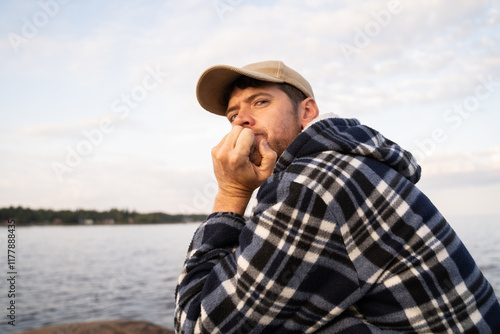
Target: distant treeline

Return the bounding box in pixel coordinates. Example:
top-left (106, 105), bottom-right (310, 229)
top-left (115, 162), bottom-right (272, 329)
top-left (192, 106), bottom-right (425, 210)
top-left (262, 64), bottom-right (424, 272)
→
top-left (0, 206), bottom-right (208, 225)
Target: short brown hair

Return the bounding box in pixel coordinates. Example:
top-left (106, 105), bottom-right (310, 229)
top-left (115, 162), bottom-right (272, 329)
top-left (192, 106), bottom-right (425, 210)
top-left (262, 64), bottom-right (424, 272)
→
top-left (221, 76), bottom-right (307, 112)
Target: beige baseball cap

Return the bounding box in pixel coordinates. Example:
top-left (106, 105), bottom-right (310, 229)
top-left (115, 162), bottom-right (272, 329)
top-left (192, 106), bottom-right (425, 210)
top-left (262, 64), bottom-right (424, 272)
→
top-left (196, 60), bottom-right (315, 116)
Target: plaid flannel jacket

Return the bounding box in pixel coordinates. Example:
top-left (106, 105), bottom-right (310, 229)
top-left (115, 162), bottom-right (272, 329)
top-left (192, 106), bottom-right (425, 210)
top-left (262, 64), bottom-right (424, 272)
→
top-left (175, 118), bottom-right (500, 333)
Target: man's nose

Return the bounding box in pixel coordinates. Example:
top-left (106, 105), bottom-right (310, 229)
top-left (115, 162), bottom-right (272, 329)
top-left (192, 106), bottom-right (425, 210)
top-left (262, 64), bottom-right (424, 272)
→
top-left (233, 109), bottom-right (255, 127)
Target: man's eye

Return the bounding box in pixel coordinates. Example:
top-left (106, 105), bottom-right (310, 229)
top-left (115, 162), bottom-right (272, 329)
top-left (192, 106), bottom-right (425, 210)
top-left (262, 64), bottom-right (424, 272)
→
top-left (255, 100), bottom-right (269, 106)
top-left (228, 113), bottom-right (238, 122)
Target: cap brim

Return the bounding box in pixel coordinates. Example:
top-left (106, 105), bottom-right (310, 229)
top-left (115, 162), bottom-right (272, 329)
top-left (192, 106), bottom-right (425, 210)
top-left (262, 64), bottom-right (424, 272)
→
top-left (196, 65), bottom-right (284, 116)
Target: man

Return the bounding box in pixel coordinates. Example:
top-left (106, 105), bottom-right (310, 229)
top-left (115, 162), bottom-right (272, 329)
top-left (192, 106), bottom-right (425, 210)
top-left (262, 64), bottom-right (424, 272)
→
top-left (174, 60), bottom-right (500, 333)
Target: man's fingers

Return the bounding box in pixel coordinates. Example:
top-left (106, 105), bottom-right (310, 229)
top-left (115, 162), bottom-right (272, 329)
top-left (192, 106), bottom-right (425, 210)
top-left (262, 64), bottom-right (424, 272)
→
top-left (234, 128), bottom-right (254, 159)
top-left (211, 127), bottom-right (276, 199)
top-left (258, 139), bottom-right (277, 172)
top-left (212, 127), bottom-right (255, 168)
top-left (212, 126), bottom-right (242, 158)
top-left (224, 126), bottom-right (245, 149)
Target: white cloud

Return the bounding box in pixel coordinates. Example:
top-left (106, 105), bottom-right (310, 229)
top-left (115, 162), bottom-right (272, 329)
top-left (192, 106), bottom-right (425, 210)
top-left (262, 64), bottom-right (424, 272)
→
top-left (13, 116), bottom-right (118, 139)
top-left (419, 147), bottom-right (500, 183)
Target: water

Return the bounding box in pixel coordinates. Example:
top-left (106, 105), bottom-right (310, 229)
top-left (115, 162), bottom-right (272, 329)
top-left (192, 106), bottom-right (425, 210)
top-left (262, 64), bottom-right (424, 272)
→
top-left (1, 217), bottom-right (499, 333)
top-left (1, 223), bottom-right (199, 333)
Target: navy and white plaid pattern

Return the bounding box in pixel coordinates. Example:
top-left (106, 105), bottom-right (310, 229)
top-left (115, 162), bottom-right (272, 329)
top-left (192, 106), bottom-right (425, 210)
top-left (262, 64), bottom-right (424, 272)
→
top-left (175, 118), bottom-right (500, 333)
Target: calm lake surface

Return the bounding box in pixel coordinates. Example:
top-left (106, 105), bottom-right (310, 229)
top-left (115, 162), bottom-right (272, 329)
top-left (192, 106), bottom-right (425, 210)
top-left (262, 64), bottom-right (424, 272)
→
top-left (1, 216), bottom-right (499, 333)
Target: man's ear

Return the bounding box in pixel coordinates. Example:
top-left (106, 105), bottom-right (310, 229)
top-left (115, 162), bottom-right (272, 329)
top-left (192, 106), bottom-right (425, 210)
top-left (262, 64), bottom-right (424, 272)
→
top-left (299, 97), bottom-right (320, 129)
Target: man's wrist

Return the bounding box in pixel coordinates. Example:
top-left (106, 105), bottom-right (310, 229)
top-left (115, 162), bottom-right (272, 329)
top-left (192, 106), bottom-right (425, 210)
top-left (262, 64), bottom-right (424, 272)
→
top-left (212, 192), bottom-right (251, 216)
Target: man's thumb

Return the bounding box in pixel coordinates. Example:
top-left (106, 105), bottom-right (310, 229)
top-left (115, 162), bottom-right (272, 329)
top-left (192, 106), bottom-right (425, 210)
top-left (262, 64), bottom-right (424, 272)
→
top-left (259, 140), bottom-right (278, 171)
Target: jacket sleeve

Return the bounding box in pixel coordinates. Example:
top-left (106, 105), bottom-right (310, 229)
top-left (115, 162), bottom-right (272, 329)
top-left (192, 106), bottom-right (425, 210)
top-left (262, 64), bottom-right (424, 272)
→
top-left (174, 176), bottom-right (362, 333)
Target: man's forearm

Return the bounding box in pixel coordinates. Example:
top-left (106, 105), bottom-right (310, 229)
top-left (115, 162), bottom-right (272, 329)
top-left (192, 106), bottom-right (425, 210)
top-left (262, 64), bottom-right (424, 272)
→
top-left (174, 213), bottom-right (246, 333)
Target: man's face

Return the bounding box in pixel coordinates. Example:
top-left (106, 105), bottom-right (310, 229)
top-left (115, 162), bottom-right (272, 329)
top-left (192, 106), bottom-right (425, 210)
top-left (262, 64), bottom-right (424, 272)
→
top-left (226, 84), bottom-right (303, 164)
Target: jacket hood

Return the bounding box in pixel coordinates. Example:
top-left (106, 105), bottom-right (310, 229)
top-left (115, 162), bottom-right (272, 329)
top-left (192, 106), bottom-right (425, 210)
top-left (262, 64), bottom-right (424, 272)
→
top-left (276, 117), bottom-right (421, 184)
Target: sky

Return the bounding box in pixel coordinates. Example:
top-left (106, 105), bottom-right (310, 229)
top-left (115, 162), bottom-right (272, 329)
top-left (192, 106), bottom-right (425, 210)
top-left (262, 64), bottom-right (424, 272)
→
top-left (1, 0), bottom-right (499, 219)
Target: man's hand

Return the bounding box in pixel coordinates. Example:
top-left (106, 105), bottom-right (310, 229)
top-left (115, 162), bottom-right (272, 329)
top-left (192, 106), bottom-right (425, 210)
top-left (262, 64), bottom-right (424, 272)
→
top-left (211, 126), bottom-right (277, 215)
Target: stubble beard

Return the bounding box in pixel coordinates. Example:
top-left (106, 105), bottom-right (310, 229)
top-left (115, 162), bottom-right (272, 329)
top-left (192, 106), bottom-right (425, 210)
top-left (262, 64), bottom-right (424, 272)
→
top-left (249, 116), bottom-right (302, 167)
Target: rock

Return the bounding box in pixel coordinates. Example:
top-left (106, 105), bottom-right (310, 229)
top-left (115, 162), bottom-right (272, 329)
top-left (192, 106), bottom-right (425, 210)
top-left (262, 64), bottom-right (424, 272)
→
top-left (16, 320), bottom-right (174, 334)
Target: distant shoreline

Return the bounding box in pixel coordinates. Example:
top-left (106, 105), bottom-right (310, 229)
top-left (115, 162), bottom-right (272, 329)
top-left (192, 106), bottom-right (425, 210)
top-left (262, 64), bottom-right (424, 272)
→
top-left (0, 206), bottom-right (208, 226)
